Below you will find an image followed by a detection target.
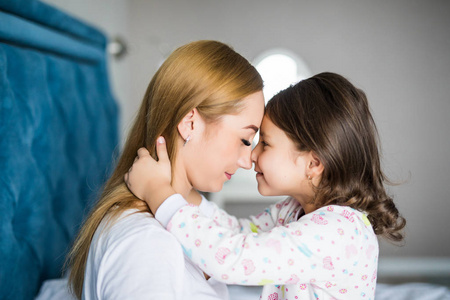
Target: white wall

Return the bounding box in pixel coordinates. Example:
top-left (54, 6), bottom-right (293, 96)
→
top-left (43, 0), bottom-right (450, 262)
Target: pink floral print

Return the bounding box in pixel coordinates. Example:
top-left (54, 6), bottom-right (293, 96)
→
top-left (165, 197), bottom-right (379, 300)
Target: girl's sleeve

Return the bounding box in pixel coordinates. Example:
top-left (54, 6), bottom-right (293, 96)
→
top-left (157, 197), bottom-right (366, 286)
top-left (200, 196), bottom-right (298, 234)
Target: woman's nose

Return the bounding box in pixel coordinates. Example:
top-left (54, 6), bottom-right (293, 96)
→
top-left (238, 147), bottom-right (252, 170)
top-left (251, 143), bottom-right (261, 164)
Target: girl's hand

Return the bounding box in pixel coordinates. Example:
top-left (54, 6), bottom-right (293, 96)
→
top-left (124, 136), bottom-right (176, 214)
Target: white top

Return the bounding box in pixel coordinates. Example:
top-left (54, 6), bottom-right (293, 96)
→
top-left (82, 197), bottom-right (229, 300)
top-left (156, 194), bottom-right (379, 300)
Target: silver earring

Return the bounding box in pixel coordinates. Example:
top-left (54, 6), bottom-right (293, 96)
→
top-left (183, 135), bottom-right (191, 147)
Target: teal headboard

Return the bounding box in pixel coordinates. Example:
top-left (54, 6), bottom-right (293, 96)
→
top-left (0, 1), bottom-right (119, 299)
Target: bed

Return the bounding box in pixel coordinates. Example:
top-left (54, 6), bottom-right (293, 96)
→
top-left (0, 0), bottom-right (118, 299)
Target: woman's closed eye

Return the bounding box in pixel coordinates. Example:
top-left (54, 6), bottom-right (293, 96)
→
top-left (241, 139), bottom-right (252, 147)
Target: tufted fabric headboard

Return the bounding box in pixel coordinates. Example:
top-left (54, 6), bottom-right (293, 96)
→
top-left (0, 0), bottom-right (119, 299)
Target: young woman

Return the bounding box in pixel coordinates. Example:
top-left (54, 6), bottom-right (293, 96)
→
top-left (126, 72), bottom-right (406, 300)
top-left (65, 40), bottom-right (265, 299)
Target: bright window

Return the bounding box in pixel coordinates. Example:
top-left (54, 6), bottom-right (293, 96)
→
top-left (254, 49), bottom-right (311, 102)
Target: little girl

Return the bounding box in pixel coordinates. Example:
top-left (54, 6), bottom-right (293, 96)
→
top-left (125, 72), bottom-right (406, 300)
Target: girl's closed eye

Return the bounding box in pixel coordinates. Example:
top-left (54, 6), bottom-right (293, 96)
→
top-left (261, 140), bottom-right (269, 147)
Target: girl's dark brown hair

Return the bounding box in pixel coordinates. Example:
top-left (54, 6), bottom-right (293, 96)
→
top-left (266, 72), bottom-right (405, 242)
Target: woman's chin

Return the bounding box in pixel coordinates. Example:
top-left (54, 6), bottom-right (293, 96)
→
top-left (198, 182), bottom-right (224, 194)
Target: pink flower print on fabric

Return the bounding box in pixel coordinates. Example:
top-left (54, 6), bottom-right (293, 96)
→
top-left (366, 244), bottom-right (376, 259)
top-left (323, 256), bottom-right (334, 270)
top-left (346, 244), bottom-right (358, 259)
top-left (215, 247), bottom-right (231, 264)
top-left (268, 293), bottom-right (278, 300)
top-left (311, 214), bottom-right (328, 225)
top-left (266, 239), bottom-right (282, 254)
top-left (372, 269), bottom-right (377, 282)
top-left (285, 274), bottom-right (299, 284)
top-left (242, 259), bottom-right (256, 275)
top-left (340, 210), bottom-right (355, 222)
top-left (255, 211), bottom-right (266, 219)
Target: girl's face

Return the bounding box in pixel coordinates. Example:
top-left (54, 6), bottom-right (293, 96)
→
top-left (251, 116), bottom-right (313, 199)
top-left (184, 91), bottom-right (265, 193)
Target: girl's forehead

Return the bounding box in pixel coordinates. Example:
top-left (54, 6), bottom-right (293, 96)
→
top-left (259, 116), bottom-right (278, 136)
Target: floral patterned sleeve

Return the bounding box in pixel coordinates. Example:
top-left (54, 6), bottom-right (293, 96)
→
top-left (163, 198), bottom-right (378, 288)
top-left (205, 198), bottom-right (301, 235)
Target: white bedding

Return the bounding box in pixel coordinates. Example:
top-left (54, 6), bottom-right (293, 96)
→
top-left (36, 278), bottom-right (450, 300)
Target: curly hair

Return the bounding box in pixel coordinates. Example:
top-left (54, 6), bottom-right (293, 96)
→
top-left (265, 72), bottom-right (405, 242)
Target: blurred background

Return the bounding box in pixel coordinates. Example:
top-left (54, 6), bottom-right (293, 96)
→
top-left (43, 0), bottom-right (450, 287)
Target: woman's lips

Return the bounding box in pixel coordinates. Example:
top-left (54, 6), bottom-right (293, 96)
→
top-left (225, 172), bottom-right (233, 180)
top-left (256, 171), bottom-right (263, 178)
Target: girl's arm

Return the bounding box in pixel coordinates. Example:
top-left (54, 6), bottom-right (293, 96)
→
top-left (156, 197), bottom-right (368, 286)
top-left (205, 197), bottom-right (300, 234)
top-left (125, 141), bottom-right (299, 235)
top-left (125, 143), bottom-right (376, 285)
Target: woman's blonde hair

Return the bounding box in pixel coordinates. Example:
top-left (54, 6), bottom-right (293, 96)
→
top-left (65, 40), bottom-right (263, 299)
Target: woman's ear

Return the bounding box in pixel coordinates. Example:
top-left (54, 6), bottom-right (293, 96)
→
top-left (177, 108), bottom-right (202, 140)
top-left (306, 151), bottom-right (324, 179)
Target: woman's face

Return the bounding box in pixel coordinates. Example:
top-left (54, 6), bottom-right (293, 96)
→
top-left (185, 91), bottom-right (265, 193)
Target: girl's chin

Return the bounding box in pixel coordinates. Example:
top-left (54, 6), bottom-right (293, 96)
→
top-left (257, 184), bottom-right (272, 197)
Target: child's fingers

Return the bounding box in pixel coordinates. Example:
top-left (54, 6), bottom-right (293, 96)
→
top-left (137, 147), bottom-right (151, 158)
top-left (155, 136), bottom-right (169, 163)
top-left (123, 172), bottom-right (130, 187)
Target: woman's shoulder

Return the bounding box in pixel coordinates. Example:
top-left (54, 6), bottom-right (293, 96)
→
top-left (99, 209), bottom-right (182, 251)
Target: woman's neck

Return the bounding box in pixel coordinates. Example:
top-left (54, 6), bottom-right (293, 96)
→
top-left (172, 160), bottom-right (202, 206)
